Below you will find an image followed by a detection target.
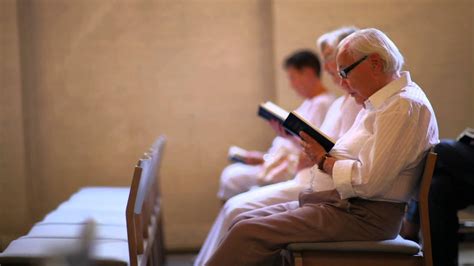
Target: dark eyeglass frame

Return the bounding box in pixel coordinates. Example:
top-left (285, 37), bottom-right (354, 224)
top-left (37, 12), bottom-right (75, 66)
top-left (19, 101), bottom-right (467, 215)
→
top-left (338, 55), bottom-right (368, 79)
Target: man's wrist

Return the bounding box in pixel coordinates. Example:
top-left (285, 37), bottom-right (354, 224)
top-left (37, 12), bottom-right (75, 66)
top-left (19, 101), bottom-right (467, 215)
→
top-left (317, 153), bottom-right (330, 171)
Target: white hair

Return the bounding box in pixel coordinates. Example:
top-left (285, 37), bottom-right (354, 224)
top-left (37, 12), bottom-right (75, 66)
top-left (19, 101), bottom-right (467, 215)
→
top-left (316, 26), bottom-right (359, 54)
top-left (337, 28), bottom-right (404, 73)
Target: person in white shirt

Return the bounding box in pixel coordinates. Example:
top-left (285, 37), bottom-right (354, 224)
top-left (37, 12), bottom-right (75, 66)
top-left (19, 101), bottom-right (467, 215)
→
top-left (217, 50), bottom-right (335, 201)
top-left (206, 28), bottom-right (439, 266)
top-left (194, 27), bottom-right (360, 266)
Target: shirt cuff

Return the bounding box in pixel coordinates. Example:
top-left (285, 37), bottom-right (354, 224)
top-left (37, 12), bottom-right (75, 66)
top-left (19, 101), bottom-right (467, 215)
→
top-left (332, 159), bottom-right (357, 199)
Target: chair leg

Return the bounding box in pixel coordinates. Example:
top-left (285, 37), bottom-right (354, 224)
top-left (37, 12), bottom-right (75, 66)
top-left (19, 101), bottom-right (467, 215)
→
top-left (147, 246), bottom-right (154, 266)
top-left (294, 252), bottom-right (303, 266)
top-left (153, 239), bottom-right (161, 266)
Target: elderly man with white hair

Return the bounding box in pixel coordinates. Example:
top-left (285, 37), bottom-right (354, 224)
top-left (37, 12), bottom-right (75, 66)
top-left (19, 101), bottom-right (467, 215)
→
top-left (206, 28), bottom-right (439, 266)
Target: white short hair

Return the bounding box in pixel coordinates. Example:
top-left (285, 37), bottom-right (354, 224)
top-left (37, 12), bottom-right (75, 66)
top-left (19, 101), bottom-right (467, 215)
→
top-left (337, 28), bottom-right (404, 73)
top-left (316, 26), bottom-right (359, 54)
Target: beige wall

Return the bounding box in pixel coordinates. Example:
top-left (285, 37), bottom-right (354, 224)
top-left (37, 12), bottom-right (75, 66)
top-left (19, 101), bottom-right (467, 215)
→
top-left (5, 0), bottom-right (276, 250)
top-left (273, 0), bottom-right (474, 138)
top-left (0, 0), bottom-right (472, 251)
top-left (0, 0), bottom-right (30, 248)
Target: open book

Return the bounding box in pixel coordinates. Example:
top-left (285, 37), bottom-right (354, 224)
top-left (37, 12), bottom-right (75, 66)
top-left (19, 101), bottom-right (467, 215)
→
top-left (228, 146), bottom-right (248, 163)
top-left (457, 127), bottom-right (474, 146)
top-left (283, 112), bottom-right (335, 152)
top-left (258, 101), bottom-right (290, 124)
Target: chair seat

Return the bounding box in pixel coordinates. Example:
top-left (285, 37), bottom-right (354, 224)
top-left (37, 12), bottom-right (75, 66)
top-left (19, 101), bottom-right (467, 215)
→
top-left (75, 187), bottom-right (130, 197)
top-left (26, 224), bottom-right (128, 241)
top-left (57, 201), bottom-right (127, 212)
top-left (67, 194), bottom-right (129, 205)
top-left (0, 238), bottom-right (130, 265)
top-left (58, 199), bottom-right (128, 211)
top-left (287, 235), bottom-right (421, 255)
top-left (69, 187), bottom-right (130, 204)
top-left (41, 209), bottom-right (126, 226)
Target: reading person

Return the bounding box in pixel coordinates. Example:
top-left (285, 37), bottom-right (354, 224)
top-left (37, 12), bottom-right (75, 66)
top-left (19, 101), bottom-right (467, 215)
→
top-left (217, 50), bottom-right (335, 201)
top-left (194, 27), bottom-right (360, 266)
top-left (206, 28), bottom-right (439, 266)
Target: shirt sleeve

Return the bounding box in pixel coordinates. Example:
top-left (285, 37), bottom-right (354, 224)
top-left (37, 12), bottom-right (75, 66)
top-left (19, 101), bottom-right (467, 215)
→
top-left (331, 99), bottom-right (430, 200)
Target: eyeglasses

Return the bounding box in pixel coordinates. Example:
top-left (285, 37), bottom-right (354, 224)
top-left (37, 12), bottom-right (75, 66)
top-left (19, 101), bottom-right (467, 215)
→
top-left (338, 55), bottom-right (368, 79)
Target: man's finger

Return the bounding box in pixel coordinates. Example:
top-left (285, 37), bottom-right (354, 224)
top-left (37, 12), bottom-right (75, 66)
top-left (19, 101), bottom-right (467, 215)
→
top-left (299, 131), bottom-right (315, 143)
top-left (299, 138), bottom-right (307, 148)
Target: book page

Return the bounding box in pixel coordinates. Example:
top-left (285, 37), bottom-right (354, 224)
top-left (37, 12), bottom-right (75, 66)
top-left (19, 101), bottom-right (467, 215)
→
top-left (261, 101), bottom-right (289, 121)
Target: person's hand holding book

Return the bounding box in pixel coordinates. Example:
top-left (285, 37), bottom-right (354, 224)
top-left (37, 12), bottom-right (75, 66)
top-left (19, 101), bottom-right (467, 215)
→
top-left (296, 152), bottom-right (314, 171)
top-left (269, 119), bottom-right (290, 137)
top-left (299, 131), bottom-right (326, 165)
top-left (269, 119), bottom-right (300, 145)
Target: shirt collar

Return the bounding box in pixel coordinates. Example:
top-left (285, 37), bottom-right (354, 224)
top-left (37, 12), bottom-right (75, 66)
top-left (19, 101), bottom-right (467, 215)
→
top-left (364, 71), bottom-right (411, 110)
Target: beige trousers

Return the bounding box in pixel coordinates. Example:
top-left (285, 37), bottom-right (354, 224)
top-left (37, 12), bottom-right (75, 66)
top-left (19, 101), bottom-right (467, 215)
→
top-left (206, 189), bottom-right (406, 266)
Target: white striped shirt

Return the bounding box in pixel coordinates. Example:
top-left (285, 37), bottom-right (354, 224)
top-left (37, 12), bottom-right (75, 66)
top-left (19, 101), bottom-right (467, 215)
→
top-left (311, 72), bottom-right (439, 203)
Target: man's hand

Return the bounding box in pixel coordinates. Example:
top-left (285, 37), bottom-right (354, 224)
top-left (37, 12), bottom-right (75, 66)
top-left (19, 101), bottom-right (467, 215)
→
top-left (299, 131), bottom-right (326, 165)
top-left (269, 119), bottom-right (291, 138)
top-left (243, 151), bottom-right (265, 165)
top-left (296, 152), bottom-right (315, 171)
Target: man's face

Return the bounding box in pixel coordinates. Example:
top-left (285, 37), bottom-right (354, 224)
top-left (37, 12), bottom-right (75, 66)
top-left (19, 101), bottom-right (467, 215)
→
top-left (285, 66), bottom-right (314, 98)
top-left (336, 48), bottom-right (374, 105)
top-left (321, 46), bottom-right (343, 89)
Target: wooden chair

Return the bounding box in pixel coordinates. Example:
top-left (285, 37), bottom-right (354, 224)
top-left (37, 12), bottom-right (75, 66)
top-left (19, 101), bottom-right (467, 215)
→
top-left (0, 158), bottom-right (146, 265)
top-left (284, 151), bottom-right (437, 266)
top-left (0, 136), bottom-right (167, 266)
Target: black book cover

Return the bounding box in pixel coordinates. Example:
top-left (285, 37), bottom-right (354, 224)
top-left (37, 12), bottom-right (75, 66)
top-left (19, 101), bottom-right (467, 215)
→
top-left (283, 112), bottom-right (335, 152)
top-left (257, 101), bottom-right (289, 124)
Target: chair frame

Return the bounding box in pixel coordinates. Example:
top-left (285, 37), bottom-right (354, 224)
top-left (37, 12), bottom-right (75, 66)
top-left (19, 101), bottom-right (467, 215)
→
top-left (129, 136), bottom-right (167, 266)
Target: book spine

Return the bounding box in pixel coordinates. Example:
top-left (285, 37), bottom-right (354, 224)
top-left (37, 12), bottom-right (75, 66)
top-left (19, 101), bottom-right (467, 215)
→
top-left (283, 113), bottom-right (334, 152)
top-left (257, 107), bottom-right (284, 124)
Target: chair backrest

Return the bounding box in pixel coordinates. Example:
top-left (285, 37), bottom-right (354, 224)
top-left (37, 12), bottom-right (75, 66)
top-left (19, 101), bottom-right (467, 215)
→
top-left (126, 158), bottom-right (148, 266)
top-left (125, 155), bottom-right (152, 265)
top-left (146, 137), bottom-right (166, 208)
top-left (140, 136), bottom-right (166, 239)
top-left (126, 136), bottom-right (167, 266)
top-left (418, 151), bottom-right (437, 266)
top-left (135, 155), bottom-right (153, 215)
top-left (150, 136), bottom-right (166, 204)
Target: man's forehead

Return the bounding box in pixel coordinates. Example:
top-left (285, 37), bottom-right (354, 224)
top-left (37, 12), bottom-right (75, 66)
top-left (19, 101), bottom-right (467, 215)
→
top-left (336, 41), bottom-right (353, 58)
top-left (336, 48), bottom-right (352, 66)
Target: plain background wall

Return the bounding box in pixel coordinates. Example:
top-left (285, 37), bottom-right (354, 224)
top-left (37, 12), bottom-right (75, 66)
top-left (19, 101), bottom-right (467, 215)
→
top-left (4, 0), bottom-right (277, 250)
top-left (0, 0), bottom-right (30, 248)
top-left (0, 0), bottom-right (472, 250)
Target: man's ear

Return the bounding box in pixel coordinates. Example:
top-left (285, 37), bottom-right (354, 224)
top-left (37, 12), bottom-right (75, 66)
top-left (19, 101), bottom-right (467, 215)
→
top-left (369, 54), bottom-right (383, 73)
